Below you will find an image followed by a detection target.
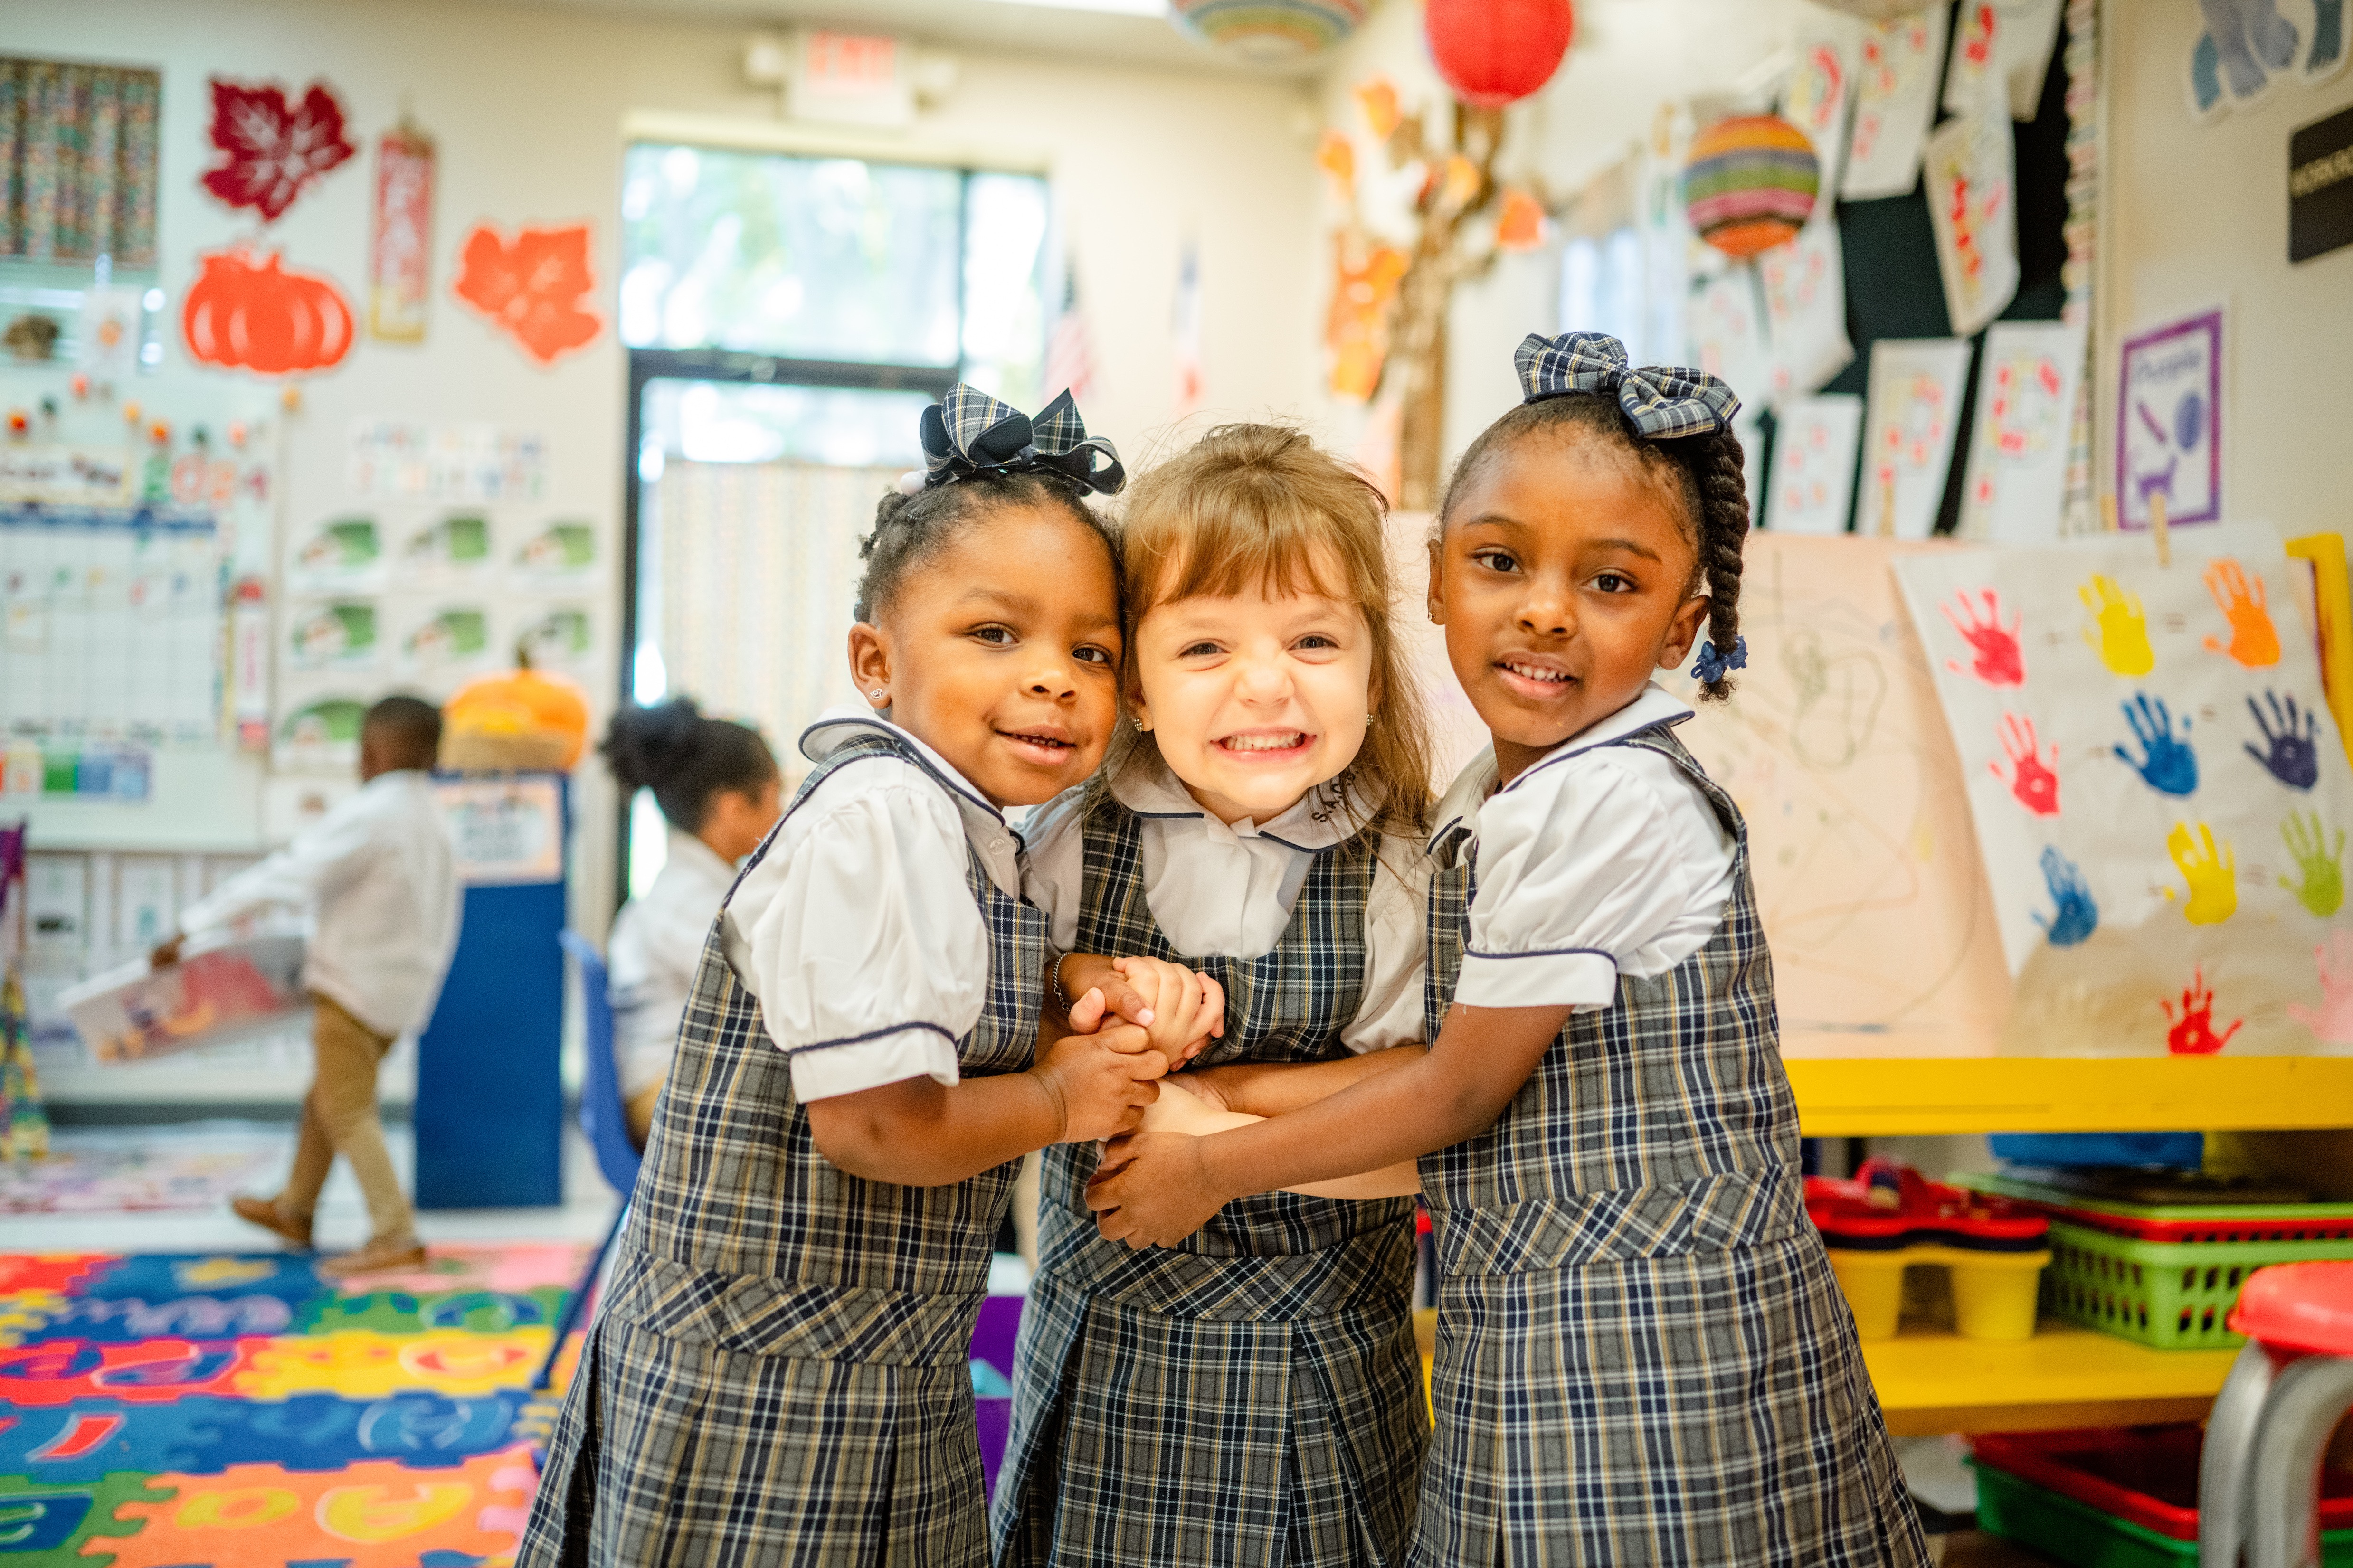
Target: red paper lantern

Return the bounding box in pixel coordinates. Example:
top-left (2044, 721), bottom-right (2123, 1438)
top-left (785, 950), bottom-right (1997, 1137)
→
top-left (1424, 0), bottom-right (1575, 108)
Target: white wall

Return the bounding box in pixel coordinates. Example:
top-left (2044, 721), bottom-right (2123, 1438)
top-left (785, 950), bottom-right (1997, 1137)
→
top-left (2098, 0), bottom-right (2353, 537)
top-left (6, 0), bottom-right (1325, 935)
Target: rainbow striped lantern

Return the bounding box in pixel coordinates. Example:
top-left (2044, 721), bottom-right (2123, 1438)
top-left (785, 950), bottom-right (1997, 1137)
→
top-left (1168, 0), bottom-right (1368, 62)
top-left (1683, 114), bottom-right (1820, 259)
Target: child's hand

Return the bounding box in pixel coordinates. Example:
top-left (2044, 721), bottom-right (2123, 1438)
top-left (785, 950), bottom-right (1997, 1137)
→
top-left (1034, 1022), bottom-right (1168, 1145)
top-left (1060, 954), bottom-right (1224, 1066)
top-left (1087, 1131), bottom-right (1232, 1247)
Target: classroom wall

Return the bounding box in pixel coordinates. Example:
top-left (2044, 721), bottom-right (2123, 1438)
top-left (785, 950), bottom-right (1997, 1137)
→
top-left (6, 0), bottom-right (1325, 939)
top-left (2097, 0), bottom-right (2353, 537)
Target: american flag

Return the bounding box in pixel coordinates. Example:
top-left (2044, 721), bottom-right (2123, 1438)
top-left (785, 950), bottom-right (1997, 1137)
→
top-left (1044, 264), bottom-right (1096, 404)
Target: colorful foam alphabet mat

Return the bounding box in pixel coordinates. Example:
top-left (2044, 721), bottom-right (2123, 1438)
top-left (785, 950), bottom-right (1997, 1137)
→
top-left (0, 1243), bottom-right (588, 1565)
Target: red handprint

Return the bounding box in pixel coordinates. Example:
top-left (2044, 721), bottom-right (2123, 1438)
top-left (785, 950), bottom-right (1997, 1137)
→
top-left (1990, 713), bottom-right (2059, 816)
top-left (2163, 966), bottom-right (2243, 1056)
top-left (1941, 587), bottom-right (2025, 686)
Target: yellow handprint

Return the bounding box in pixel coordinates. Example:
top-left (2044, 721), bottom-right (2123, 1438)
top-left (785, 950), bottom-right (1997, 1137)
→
top-left (2078, 574), bottom-right (2155, 676)
top-left (2165, 821), bottom-right (2238, 925)
top-left (2202, 558), bottom-right (2280, 668)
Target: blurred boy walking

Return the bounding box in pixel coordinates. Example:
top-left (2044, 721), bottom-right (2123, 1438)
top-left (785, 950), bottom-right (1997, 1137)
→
top-left (156, 696), bottom-right (461, 1275)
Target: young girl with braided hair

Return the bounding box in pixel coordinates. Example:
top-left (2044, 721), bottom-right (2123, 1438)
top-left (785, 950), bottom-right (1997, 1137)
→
top-left (520, 386), bottom-right (1195, 1568)
top-left (1089, 335), bottom-right (1928, 1565)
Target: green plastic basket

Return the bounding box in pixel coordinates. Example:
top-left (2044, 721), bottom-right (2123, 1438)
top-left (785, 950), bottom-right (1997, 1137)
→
top-left (2043, 1219), bottom-right (2353, 1350)
top-left (1975, 1467), bottom-right (2353, 1567)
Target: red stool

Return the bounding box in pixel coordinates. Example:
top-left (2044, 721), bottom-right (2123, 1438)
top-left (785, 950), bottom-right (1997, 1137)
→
top-left (2200, 1261), bottom-right (2353, 1568)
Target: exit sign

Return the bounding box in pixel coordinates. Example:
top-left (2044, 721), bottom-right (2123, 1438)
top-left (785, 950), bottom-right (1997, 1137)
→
top-left (793, 31), bottom-right (912, 127)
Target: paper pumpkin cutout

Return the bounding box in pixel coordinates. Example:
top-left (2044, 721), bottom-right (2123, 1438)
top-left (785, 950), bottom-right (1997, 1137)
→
top-left (182, 248), bottom-right (355, 376)
top-left (452, 223), bottom-right (602, 365)
top-left (201, 78), bottom-right (356, 222)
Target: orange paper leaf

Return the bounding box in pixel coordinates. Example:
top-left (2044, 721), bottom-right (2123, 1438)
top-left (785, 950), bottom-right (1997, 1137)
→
top-left (1316, 129), bottom-right (1357, 195)
top-left (453, 222), bottom-right (602, 365)
top-left (1494, 187), bottom-right (1547, 251)
top-left (1354, 75), bottom-right (1403, 139)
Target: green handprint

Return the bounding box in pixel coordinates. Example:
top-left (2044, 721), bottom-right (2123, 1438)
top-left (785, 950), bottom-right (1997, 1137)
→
top-left (2282, 811), bottom-right (2345, 917)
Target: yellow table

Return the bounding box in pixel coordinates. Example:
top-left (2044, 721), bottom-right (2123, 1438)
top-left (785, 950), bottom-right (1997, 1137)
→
top-left (1787, 1055), bottom-right (2353, 1138)
top-left (1863, 1320), bottom-right (2239, 1436)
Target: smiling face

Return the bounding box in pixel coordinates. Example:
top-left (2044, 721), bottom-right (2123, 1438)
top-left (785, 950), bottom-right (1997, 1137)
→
top-left (848, 503), bottom-right (1123, 809)
top-left (1129, 551), bottom-right (1376, 827)
top-left (1431, 430), bottom-right (1709, 784)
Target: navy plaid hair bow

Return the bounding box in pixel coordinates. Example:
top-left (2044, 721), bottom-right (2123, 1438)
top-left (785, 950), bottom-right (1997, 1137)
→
top-left (1513, 331), bottom-right (1741, 440)
top-left (920, 384), bottom-right (1125, 495)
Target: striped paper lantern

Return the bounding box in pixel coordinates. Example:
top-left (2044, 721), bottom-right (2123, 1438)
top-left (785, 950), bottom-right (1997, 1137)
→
top-left (1168, 0), bottom-right (1367, 62)
top-left (1683, 114), bottom-right (1820, 258)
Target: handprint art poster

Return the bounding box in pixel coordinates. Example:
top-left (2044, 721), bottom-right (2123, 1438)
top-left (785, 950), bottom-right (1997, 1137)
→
top-left (1895, 525), bottom-right (2353, 1056)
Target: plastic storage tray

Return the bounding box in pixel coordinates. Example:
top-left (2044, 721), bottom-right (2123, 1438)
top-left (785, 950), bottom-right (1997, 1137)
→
top-left (1808, 1161), bottom-right (2050, 1340)
top-left (1957, 1171), bottom-right (2353, 1245)
top-left (2043, 1219), bottom-right (2353, 1349)
top-left (1971, 1425), bottom-right (2353, 1565)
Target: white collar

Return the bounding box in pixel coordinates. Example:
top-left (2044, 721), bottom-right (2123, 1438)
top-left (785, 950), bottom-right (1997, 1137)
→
top-left (1110, 748), bottom-right (1376, 854)
top-left (662, 825), bottom-right (737, 884)
top-left (798, 707), bottom-right (1024, 893)
top-left (1424, 683), bottom-right (1693, 850)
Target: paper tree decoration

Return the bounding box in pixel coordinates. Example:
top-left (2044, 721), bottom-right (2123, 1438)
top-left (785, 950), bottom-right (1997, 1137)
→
top-left (1168, 0), bottom-right (1366, 61)
top-left (181, 248), bottom-right (355, 376)
top-left (1685, 114), bottom-right (1820, 257)
top-left (201, 78), bottom-right (356, 222)
top-left (452, 223), bottom-right (602, 366)
top-left (1424, 0), bottom-right (1575, 106)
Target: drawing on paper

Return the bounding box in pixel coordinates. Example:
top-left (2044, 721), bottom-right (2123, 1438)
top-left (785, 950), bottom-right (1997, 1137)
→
top-left (1846, 4), bottom-right (1948, 200)
top-left (1959, 321), bottom-right (2084, 543)
top-left (1765, 394), bottom-right (1863, 535)
top-left (1860, 339), bottom-right (1972, 538)
top-left (2116, 309), bottom-right (2222, 529)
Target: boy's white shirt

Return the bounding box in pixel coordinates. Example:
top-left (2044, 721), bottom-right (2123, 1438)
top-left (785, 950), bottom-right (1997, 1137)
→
top-left (724, 706), bottom-right (1025, 1103)
top-left (1437, 683), bottom-right (1736, 1013)
top-left (177, 769), bottom-right (461, 1039)
top-left (608, 826), bottom-right (737, 1100)
top-left (1023, 751), bottom-right (1429, 1055)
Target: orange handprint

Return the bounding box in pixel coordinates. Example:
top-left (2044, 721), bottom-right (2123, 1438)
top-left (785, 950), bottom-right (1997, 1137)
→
top-left (2201, 558), bottom-right (2280, 669)
top-left (2162, 966), bottom-right (2243, 1055)
top-left (2164, 821), bottom-right (2238, 925)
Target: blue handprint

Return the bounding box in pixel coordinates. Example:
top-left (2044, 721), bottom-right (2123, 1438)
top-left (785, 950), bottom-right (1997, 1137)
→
top-left (2115, 693), bottom-right (2199, 796)
top-left (2246, 689), bottom-right (2320, 790)
top-left (2032, 846), bottom-right (2099, 947)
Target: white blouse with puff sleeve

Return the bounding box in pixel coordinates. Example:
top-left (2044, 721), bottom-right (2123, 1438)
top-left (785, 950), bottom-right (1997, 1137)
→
top-left (1023, 753), bottom-right (1429, 1055)
top-left (1447, 684), bottom-right (1736, 1014)
top-left (721, 708), bottom-right (1032, 1103)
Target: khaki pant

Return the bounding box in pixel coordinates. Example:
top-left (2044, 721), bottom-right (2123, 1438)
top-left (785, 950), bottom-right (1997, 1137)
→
top-left (280, 994), bottom-right (413, 1247)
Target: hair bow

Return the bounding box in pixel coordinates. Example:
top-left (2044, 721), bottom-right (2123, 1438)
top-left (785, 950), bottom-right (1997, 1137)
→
top-left (1690, 636), bottom-right (1748, 683)
top-left (920, 384), bottom-right (1126, 495)
top-left (1513, 331), bottom-right (1741, 440)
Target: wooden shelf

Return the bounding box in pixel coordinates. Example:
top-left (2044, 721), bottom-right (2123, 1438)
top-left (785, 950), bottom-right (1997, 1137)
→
top-left (1786, 1055), bottom-right (2353, 1137)
top-left (1862, 1320), bottom-right (2239, 1436)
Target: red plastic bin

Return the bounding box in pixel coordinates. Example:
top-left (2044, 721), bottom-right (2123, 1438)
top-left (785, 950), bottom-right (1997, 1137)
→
top-left (1972, 1425), bottom-right (2353, 1540)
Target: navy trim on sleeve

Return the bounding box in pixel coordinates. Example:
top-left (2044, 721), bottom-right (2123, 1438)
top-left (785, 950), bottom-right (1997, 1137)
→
top-left (780, 1021), bottom-right (962, 1057)
top-left (1462, 945), bottom-right (1620, 964)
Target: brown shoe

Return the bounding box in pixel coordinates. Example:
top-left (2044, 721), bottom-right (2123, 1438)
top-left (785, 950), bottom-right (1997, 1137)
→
top-left (232, 1195), bottom-right (313, 1249)
top-left (317, 1238), bottom-right (428, 1278)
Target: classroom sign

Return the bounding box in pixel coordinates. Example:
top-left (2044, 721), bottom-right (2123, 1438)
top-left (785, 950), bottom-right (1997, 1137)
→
top-left (1896, 526), bottom-right (2352, 1056)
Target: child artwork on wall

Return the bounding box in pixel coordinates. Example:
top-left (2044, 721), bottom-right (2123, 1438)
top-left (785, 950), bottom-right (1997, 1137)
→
top-left (2187, 0), bottom-right (2349, 121)
top-left (1895, 525), bottom-right (2353, 1056)
top-left (1782, 29), bottom-right (1859, 198)
top-left (1943, 2), bottom-right (2004, 113)
top-left (1757, 215), bottom-right (1855, 401)
top-left (1844, 3), bottom-right (1950, 199)
top-left (1958, 320), bottom-right (2086, 542)
top-left (1993, 0), bottom-right (2068, 117)
top-left (2116, 307), bottom-right (2223, 530)
top-left (1765, 393), bottom-right (1863, 535)
top-left (1686, 267), bottom-right (1773, 409)
top-left (1859, 338), bottom-right (1973, 538)
top-left (1922, 91), bottom-right (2021, 336)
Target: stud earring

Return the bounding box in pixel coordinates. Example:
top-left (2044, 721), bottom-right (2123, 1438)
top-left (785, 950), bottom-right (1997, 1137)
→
top-left (868, 688), bottom-right (886, 701)
top-left (1366, 712), bottom-right (1376, 726)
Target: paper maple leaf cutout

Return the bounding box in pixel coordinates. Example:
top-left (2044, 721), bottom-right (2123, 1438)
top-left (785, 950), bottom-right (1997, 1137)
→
top-left (453, 223), bottom-right (603, 364)
top-left (201, 78), bottom-right (356, 222)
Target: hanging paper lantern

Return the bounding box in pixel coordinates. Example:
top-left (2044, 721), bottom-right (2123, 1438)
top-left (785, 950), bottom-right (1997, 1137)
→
top-left (1168, 0), bottom-right (1366, 63)
top-left (1684, 114), bottom-right (1819, 259)
top-left (1424, 0), bottom-right (1575, 108)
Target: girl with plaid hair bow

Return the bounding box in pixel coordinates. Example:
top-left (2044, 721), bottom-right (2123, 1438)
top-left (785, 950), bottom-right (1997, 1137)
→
top-left (519, 387), bottom-right (1198, 1568)
top-left (1089, 337), bottom-right (1928, 1566)
top-left (993, 423), bottom-right (1439, 1568)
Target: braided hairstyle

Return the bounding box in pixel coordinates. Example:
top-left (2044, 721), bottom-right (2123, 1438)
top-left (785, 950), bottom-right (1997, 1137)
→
top-left (854, 470), bottom-right (1120, 624)
top-left (1436, 392), bottom-right (1751, 702)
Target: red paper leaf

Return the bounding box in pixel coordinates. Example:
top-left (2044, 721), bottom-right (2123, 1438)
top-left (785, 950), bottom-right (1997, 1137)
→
top-left (452, 223), bottom-right (602, 365)
top-left (201, 79), bottom-right (356, 222)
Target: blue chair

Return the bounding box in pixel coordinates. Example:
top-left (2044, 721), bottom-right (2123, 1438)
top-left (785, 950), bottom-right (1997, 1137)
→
top-left (533, 930), bottom-right (643, 1390)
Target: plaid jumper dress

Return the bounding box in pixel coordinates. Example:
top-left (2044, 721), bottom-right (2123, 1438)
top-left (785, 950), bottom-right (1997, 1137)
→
top-left (1414, 726), bottom-right (1927, 1567)
top-left (519, 732), bottom-right (1051, 1568)
top-left (992, 793), bottom-right (1427, 1568)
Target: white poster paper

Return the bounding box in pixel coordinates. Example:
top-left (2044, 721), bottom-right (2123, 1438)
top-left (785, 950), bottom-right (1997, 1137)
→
top-left (1922, 94), bottom-right (2021, 336)
top-left (1782, 27), bottom-right (1860, 198)
top-left (1860, 338), bottom-right (1973, 539)
top-left (1959, 320), bottom-right (2086, 543)
top-left (76, 288), bottom-right (146, 380)
top-left (346, 421), bottom-right (547, 504)
top-left (1894, 528), bottom-right (2353, 1055)
top-left (1686, 267), bottom-right (1773, 411)
top-left (1758, 215), bottom-right (1855, 404)
top-left (1845, 4), bottom-right (1949, 200)
top-left (1995, 0), bottom-right (2066, 117)
top-left (1943, 1), bottom-right (2004, 113)
top-left (1765, 394), bottom-right (1864, 535)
